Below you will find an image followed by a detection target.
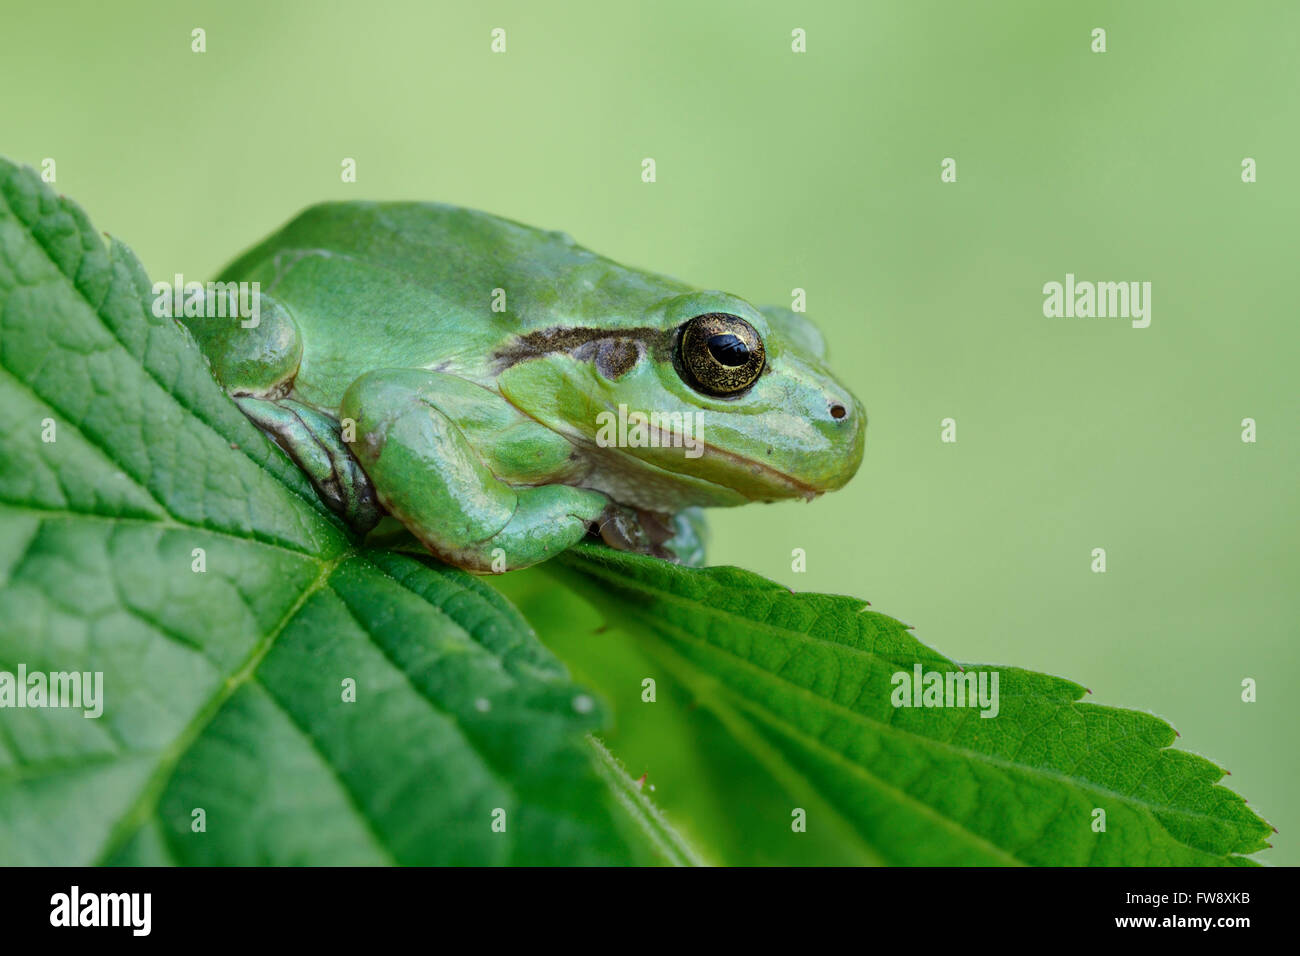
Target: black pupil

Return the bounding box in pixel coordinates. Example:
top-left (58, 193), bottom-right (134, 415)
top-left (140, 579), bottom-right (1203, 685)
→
top-left (706, 333), bottom-right (749, 367)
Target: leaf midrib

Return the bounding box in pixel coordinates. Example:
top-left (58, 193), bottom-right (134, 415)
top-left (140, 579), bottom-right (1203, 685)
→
top-left (90, 550), bottom-right (345, 864)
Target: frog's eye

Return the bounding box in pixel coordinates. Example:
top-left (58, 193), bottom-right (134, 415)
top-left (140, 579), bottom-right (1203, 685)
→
top-left (677, 313), bottom-right (766, 397)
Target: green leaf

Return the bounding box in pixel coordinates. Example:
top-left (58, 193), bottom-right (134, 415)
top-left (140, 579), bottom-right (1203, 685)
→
top-left (0, 158), bottom-right (671, 865)
top-left (545, 544), bottom-right (1272, 866)
top-left (0, 155), bottom-right (1269, 867)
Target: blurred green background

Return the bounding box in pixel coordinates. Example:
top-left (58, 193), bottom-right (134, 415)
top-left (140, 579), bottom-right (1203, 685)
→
top-left (4, 0), bottom-right (1295, 864)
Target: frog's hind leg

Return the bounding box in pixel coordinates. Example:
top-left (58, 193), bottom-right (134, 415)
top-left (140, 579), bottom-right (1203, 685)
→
top-left (235, 395), bottom-right (383, 534)
top-left (597, 504), bottom-right (709, 567)
top-left (177, 289), bottom-right (304, 399)
top-left (177, 289), bottom-right (382, 533)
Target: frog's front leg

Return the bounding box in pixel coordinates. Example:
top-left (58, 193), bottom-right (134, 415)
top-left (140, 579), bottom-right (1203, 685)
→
top-left (340, 368), bottom-right (609, 572)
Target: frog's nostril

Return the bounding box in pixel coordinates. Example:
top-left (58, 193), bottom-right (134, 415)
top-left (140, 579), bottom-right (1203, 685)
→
top-left (829, 402), bottom-right (847, 421)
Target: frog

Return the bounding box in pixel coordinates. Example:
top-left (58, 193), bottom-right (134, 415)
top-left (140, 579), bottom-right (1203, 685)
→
top-left (181, 202), bottom-right (865, 573)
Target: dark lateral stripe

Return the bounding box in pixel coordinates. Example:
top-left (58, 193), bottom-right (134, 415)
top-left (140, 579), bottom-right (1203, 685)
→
top-left (491, 325), bottom-right (673, 370)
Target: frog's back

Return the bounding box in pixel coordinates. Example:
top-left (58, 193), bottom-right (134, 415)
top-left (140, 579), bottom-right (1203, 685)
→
top-left (220, 202), bottom-right (692, 410)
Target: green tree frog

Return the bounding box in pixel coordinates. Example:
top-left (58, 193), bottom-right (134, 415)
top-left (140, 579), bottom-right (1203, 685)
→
top-left (182, 203), bottom-right (864, 572)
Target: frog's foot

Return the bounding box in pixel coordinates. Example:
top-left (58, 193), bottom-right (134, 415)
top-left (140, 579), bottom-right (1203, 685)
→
top-left (235, 395), bottom-right (383, 534)
top-left (597, 504), bottom-right (709, 568)
top-left (340, 368), bottom-right (609, 573)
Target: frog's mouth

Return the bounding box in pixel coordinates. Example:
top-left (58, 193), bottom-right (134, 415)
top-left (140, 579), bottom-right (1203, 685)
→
top-left (570, 431), bottom-right (823, 513)
top-left (603, 416), bottom-right (825, 502)
top-left (693, 441), bottom-right (822, 502)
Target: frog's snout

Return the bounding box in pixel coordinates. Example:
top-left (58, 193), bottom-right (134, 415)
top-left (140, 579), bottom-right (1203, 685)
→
top-left (813, 387), bottom-right (866, 493)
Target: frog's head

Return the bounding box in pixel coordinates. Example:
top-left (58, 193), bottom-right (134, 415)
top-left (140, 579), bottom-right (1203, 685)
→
top-left (495, 291), bottom-right (865, 510)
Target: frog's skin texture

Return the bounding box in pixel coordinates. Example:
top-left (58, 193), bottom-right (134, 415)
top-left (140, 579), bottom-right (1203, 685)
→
top-left (183, 202), bottom-right (865, 573)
